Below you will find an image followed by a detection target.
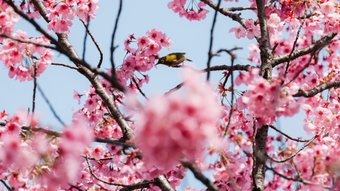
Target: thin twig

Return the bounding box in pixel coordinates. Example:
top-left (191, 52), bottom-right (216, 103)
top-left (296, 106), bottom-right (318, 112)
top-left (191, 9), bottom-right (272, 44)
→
top-left (0, 34), bottom-right (58, 50)
top-left (69, 184), bottom-right (84, 191)
top-left (203, 64), bottom-right (253, 72)
top-left (293, 80), bottom-right (340, 97)
top-left (206, 0), bottom-right (222, 80)
top-left (37, 84), bottom-right (66, 126)
top-left (85, 156), bottom-right (156, 190)
top-left (283, 20), bottom-right (305, 79)
top-left (226, 6), bottom-right (256, 11)
top-left (164, 82), bottom-right (184, 95)
top-left (79, 19), bottom-right (104, 68)
top-left (266, 166), bottom-right (332, 189)
top-left (201, 0), bottom-right (247, 29)
top-left (268, 125), bottom-right (309, 142)
top-left (21, 126), bottom-right (133, 147)
top-left (181, 161), bottom-right (219, 191)
top-left (166, 63), bottom-right (251, 95)
top-left (267, 134), bottom-right (318, 163)
top-left (32, 63), bottom-right (37, 114)
top-left (132, 78), bottom-right (148, 100)
top-left (272, 33), bottom-right (337, 67)
top-left (220, 50), bottom-right (237, 135)
top-left (284, 53), bottom-right (315, 86)
top-left (51, 63), bottom-right (78, 70)
top-left (0, 180), bottom-right (13, 191)
top-left (82, 19), bottom-right (90, 61)
top-left (110, 0), bottom-right (123, 72)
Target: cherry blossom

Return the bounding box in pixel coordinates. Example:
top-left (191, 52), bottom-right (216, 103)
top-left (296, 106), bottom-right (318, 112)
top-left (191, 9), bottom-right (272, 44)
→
top-left (134, 68), bottom-right (222, 171)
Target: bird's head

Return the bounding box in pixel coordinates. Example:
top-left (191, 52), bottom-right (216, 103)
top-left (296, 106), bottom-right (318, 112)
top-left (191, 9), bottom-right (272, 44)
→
top-left (156, 56), bottom-right (166, 65)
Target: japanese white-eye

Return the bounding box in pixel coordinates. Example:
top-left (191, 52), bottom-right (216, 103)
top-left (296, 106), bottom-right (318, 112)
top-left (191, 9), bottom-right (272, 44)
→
top-left (156, 52), bottom-right (192, 67)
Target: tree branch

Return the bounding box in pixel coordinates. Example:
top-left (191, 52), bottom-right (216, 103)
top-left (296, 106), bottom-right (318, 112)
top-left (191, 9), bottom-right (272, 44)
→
top-left (154, 175), bottom-right (175, 191)
top-left (205, 0), bottom-right (222, 80)
top-left (110, 0), bottom-right (123, 72)
top-left (268, 125), bottom-right (309, 142)
top-left (201, 0), bottom-right (247, 29)
top-left (203, 64), bottom-right (253, 72)
top-left (252, 0), bottom-right (273, 189)
top-left (226, 6), bottom-right (256, 12)
top-left (31, 63), bottom-right (37, 114)
top-left (20, 126), bottom-right (133, 147)
top-left (37, 84), bottom-right (66, 126)
top-left (0, 180), bottom-right (13, 191)
top-left (0, 34), bottom-right (58, 50)
top-left (182, 161), bottom-right (219, 191)
top-left (267, 134), bottom-right (318, 163)
top-left (266, 166), bottom-right (332, 189)
top-left (272, 33), bottom-right (337, 67)
top-left (132, 78), bottom-right (148, 100)
top-left (79, 19), bottom-right (104, 68)
top-left (293, 81), bottom-right (340, 97)
top-left (51, 63), bottom-right (79, 70)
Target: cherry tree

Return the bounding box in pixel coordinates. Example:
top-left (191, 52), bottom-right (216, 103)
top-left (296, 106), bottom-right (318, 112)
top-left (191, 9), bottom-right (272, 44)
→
top-left (0, 0), bottom-right (339, 190)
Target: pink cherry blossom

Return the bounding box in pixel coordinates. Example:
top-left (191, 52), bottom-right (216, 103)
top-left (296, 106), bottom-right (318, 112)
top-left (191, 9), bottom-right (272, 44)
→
top-left (135, 68), bottom-right (222, 171)
top-left (168, 0), bottom-right (208, 21)
top-left (0, 31), bottom-right (53, 81)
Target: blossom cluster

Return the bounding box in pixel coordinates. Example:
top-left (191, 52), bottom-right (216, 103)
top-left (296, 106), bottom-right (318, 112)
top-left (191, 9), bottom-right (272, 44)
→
top-left (116, 29), bottom-right (171, 89)
top-left (0, 111), bottom-right (93, 190)
top-left (0, 2), bottom-right (19, 41)
top-left (168, 0), bottom-right (209, 21)
top-left (212, 153), bottom-right (252, 190)
top-left (236, 69), bottom-right (301, 125)
top-left (135, 68), bottom-right (222, 171)
top-left (0, 31), bottom-right (53, 81)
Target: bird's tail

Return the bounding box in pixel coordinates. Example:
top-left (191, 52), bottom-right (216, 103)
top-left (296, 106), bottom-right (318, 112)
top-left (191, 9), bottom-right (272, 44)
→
top-left (186, 58), bottom-right (192, 62)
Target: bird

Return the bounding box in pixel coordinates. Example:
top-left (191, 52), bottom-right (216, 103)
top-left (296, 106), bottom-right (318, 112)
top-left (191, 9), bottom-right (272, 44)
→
top-left (156, 52), bottom-right (192, 67)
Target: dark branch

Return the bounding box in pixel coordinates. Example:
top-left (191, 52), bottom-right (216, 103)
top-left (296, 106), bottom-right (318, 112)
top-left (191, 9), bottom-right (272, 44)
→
top-left (51, 63), bottom-right (78, 70)
top-left (37, 84), bottom-right (66, 126)
top-left (206, 0), bottom-right (222, 80)
top-left (0, 180), bottom-right (13, 191)
top-left (79, 19), bottom-right (104, 68)
top-left (284, 53), bottom-right (315, 86)
top-left (165, 82), bottom-right (184, 95)
top-left (201, 0), bottom-right (247, 29)
top-left (269, 125), bottom-right (309, 142)
top-left (226, 6), bottom-right (256, 12)
top-left (293, 81), bottom-right (340, 97)
top-left (81, 19), bottom-right (90, 61)
top-left (154, 176), bottom-right (175, 191)
top-left (283, 20), bottom-right (305, 79)
top-left (110, 0), bottom-right (123, 72)
top-left (0, 34), bottom-right (58, 50)
top-left (21, 126), bottom-right (133, 147)
top-left (32, 63), bottom-right (37, 114)
top-left (182, 161), bottom-right (219, 191)
top-left (272, 33), bottom-right (337, 67)
top-left (266, 166), bottom-right (332, 189)
top-left (204, 64), bottom-right (253, 72)
top-left (267, 135), bottom-right (318, 163)
top-left (132, 78), bottom-right (148, 100)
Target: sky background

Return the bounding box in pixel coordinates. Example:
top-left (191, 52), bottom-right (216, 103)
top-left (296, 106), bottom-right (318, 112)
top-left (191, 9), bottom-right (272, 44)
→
top-left (0, 0), bottom-right (308, 189)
